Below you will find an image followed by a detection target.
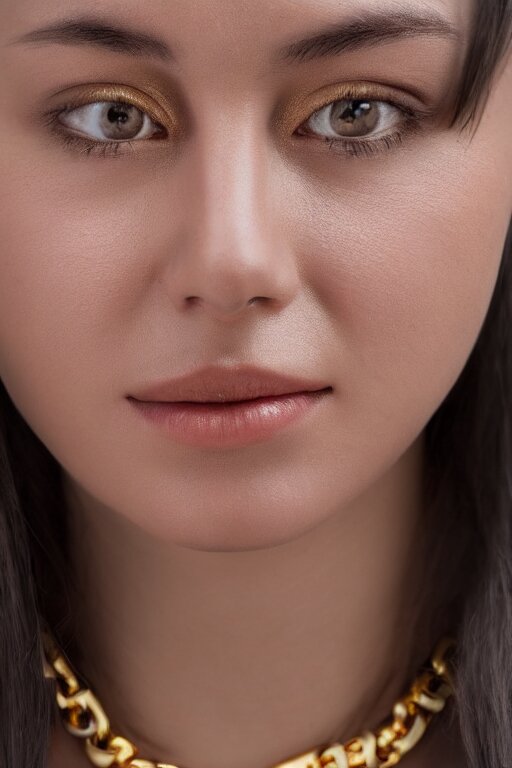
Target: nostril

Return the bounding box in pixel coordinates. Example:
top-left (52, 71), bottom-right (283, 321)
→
top-left (185, 296), bottom-right (267, 311)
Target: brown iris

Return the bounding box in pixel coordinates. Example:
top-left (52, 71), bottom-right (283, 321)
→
top-left (98, 103), bottom-right (145, 140)
top-left (328, 99), bottom-right (380, 137)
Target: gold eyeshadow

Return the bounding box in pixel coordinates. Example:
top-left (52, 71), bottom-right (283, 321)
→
top-left (272, 80), bottom-right (424, 141)
top-left (39, 77), bottom-right (439, 161)
top-left (46, 82), bottom-right (184, 139)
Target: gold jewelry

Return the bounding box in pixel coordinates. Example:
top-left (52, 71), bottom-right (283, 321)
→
top-left (42, 633), bottom-right (456, 768)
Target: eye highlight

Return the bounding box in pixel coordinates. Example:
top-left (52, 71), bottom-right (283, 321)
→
top-left (304, 98), bottom-right (399, 138)
top-left (40, 83), bottom-right (178, 158)
top-left (281, 81), bottom-right (438, 159)
top-left (43, 101), bottom-right (167, 157)
top-left (58, 101), bottom-right (165, 143)
top-left (295, 97), bottom-right (424, 159)
top-left (41, 81), bottom-right (437, 160)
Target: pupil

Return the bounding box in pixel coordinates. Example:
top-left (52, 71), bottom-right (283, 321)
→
top-left (108, 105), bottom-right (130, 124)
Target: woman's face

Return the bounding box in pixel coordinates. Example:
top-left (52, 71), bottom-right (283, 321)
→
top-left (0, 0), bottom-right (511, 551)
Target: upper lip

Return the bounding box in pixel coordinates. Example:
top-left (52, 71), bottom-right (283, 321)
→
top-left (129, 364), bottom-right (332, 403)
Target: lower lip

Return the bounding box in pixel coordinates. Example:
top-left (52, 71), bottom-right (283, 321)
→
top-left (128, 390), bottom-right (331, 448)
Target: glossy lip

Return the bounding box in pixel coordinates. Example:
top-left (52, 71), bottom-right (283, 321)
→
top-left (128, 391), bottom-right (331, 449)
top-left (127, 364), bottom-right (333, 448)
top-left (127, 364), bottom-right (332, 403)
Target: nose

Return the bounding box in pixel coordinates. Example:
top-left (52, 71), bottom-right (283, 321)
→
top-left (160, 116), bottom-right (301, 322)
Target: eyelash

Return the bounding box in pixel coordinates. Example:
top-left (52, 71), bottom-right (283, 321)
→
top-left (296, 94), bottom-right (434, 158)
top-left (302, 116), bottom-right (420, 159)
top-left (47, 129), bottom-right (136, 158)
top-left (42, 93), bottom-right (432, 161)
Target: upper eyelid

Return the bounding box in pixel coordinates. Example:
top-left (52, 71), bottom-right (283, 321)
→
top-left (273, 81), bottom-right (432, 137)
top-left (55, 95), bottom-right (407, 145)
top-left (44, 80), bottom-right (438, 145)
top-left (43, 83), bottom-right (183, 138)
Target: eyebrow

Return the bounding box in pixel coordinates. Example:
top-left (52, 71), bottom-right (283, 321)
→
top-left (10, 17), bottom-right (174, 61)
top-left (278, 9), bottom-right (460, 63)
top-left (10, 8), bottom-right (460, 65)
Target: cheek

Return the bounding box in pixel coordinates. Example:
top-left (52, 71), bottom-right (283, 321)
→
top-left (0, 147), bottom-right (155, 392)
top-left (297, 129), bottom-right (511, 451)
top-left (301, 56), bottom-right (512, 419)
top-left (0, 159), bottom-right (138, 466)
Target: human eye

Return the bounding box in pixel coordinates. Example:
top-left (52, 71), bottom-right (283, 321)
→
top-left (41, 84), bottom-right (171, 158)
top-left (292, 83), bottom-right (437, 159)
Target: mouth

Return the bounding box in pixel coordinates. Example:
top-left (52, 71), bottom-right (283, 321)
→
top-left (127, 364), bottom-right (333, 448)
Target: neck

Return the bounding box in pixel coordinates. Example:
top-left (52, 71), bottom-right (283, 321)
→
top-left (57, 434), bottom-right (455, 768)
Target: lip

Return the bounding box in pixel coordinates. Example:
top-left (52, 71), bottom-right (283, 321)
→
top-left (128, 364), bottom-right (332, 403)
top-left (127, 364), bottom-right (332, 449)
top-left (128, 392), bottom-right (331, 449)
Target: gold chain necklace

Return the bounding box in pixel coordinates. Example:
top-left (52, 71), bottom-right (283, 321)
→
top-left (42, 633), bottom-right (456, 768)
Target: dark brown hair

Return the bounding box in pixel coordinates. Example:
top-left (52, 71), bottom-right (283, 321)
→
top-left (1, 3), bottom-right (512, 766)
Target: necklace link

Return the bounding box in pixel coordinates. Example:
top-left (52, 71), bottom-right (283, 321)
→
top-left (43, 633), bottom-right (456, 768)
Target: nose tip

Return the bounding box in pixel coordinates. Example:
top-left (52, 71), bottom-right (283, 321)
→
top-left (159, 126), bottom-right (301, 322)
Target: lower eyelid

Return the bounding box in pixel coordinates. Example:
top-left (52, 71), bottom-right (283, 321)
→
top-left (327, 131), bottom-right (405, 158)
top-left (297, 116), bottom-right (426, 160)
top-left (42, 104), bottom-right (166, 151)
top-left (41, 93), bottom-right (434, 160)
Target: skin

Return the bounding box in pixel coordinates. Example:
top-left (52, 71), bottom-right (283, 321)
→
top-left (1, 0), bottom-right (511, 766)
